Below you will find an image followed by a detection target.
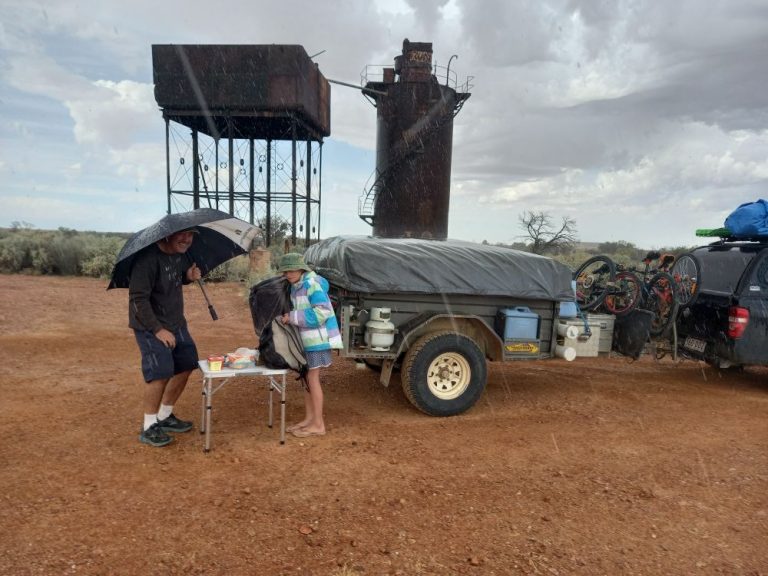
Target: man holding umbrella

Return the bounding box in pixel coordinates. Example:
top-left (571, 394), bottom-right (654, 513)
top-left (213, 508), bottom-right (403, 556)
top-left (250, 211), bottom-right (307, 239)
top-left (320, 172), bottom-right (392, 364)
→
top-left (129, 229), bottom-right (201, 447)
top-left (110, 208), bottom-right (262, 447)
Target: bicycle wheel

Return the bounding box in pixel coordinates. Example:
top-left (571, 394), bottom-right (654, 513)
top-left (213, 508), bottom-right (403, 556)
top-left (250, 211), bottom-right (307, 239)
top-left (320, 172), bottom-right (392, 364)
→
top-left (641, 271), bottom-right (678, 337)
top-left (670, 253), bottom-right (700, 307)
top-left (573, 255), bottom-right (615, 312)
top-left (603, 271), bottom-right (641, 316)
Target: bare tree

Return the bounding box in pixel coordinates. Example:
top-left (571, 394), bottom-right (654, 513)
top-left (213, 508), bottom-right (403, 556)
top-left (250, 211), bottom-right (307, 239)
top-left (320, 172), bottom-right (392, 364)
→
top-left (518, 211), bottom-right (578, 255)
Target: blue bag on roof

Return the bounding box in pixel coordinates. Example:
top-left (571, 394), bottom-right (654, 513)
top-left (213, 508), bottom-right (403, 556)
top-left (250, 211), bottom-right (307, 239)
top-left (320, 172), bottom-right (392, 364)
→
top-left (724, 200), bottom-right (768, 238)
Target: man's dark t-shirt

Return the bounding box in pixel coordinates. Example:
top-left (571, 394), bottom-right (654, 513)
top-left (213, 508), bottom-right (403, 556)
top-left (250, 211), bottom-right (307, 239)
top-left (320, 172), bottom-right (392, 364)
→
top-left (128, 244), bottom-right (189, 333)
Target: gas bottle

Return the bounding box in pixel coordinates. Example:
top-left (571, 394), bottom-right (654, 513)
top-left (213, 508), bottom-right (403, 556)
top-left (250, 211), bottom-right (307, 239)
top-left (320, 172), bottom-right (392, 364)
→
top-left (365, 307), bottom-right (396, 351)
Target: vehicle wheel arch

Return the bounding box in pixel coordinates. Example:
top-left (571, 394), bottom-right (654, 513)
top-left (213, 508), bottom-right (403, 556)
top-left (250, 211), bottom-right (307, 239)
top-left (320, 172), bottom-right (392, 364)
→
top-left (393, 314), bottom-right (503, 362)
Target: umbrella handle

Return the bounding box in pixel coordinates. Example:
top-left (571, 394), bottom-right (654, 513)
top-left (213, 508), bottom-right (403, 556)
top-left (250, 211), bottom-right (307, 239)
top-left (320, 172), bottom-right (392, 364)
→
top-left (197, 279), bottom-right (218, 321)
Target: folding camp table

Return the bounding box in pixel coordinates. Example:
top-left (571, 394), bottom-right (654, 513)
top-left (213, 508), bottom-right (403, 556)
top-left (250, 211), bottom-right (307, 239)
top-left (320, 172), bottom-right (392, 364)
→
top-left (197, 360), bottom-right (289, 452)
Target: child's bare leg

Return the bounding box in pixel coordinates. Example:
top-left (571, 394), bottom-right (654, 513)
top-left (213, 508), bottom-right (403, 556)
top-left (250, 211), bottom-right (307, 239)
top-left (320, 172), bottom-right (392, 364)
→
top-left (288, 388), bottom-right (314, 431)
top-left (303, 368), bottom-right (325, 433)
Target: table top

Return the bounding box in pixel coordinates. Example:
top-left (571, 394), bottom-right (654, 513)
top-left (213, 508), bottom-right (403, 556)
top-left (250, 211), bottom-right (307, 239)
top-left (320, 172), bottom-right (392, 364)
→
top-left (198, 360), bottom-right (288, 377)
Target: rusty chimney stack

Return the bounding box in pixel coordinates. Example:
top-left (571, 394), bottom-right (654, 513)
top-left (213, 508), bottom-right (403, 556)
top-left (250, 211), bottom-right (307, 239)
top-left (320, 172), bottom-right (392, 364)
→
top-left (359, 39), bottom-right (470, 240)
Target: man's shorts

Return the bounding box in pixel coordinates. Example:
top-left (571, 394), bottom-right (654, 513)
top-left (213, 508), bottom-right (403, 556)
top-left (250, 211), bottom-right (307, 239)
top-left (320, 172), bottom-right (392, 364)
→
top-left (133, 326), bottom-right (199, 383)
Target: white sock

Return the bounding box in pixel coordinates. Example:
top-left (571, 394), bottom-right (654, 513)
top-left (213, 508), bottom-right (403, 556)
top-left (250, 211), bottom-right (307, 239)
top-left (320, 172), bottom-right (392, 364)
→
top-left (158, 404), bottom-right (174, 421)
top-left (143, 414), bottom-right (158, 431)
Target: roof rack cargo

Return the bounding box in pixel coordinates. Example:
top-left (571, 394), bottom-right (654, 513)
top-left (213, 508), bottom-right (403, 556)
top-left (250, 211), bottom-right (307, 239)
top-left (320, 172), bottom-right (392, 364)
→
top-left (696, 228), bottom-right (768, 245)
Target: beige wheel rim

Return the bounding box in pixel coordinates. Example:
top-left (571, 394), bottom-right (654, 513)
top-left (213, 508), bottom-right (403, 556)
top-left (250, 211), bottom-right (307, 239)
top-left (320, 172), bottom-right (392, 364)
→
top-left (426, 352), bottom-right (471, 400)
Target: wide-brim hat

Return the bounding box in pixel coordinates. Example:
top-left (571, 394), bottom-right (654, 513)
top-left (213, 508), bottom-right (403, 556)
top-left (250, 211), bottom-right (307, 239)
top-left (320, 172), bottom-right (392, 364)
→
top-left (277, 252), bottom-right (311, 273)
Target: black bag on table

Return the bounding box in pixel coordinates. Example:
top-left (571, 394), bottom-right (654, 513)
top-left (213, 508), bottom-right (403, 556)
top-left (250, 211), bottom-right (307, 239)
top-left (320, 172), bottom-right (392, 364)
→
top-left (248, 276), bottom-right (308, 385)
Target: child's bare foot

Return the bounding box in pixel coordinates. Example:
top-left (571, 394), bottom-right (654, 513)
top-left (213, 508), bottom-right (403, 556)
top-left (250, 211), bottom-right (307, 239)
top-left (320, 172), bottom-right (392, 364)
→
top-left (292, 427), bottom-right (326, 438)
top-left (286, 421), bottom-right (310, 433)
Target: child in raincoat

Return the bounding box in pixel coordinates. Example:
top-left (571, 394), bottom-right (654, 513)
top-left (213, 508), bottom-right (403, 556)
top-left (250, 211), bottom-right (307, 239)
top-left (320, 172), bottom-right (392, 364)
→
top-left (278, 252), bottom-right (342, 437)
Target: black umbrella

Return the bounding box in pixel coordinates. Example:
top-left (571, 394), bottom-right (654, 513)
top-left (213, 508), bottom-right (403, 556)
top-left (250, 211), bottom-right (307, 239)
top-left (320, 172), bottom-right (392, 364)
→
top-left (108, 208), bottom-right (261, 319)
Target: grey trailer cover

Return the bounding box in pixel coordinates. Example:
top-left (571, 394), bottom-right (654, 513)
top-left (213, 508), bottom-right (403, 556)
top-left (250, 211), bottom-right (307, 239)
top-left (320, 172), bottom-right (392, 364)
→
top-left (304, 236), bottom-right (574, 300)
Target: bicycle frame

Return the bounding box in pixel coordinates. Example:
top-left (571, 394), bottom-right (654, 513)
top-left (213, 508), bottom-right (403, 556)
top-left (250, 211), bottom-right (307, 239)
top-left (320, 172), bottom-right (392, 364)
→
top-left (604, 252), bottom-right (677, 333)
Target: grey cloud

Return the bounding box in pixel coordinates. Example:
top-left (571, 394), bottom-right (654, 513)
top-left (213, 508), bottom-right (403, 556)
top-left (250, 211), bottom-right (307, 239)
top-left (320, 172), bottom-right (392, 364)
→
top-left (457, 0), bottom-right (564, 66)
top-left (404, 0), bottom-right (450, 38)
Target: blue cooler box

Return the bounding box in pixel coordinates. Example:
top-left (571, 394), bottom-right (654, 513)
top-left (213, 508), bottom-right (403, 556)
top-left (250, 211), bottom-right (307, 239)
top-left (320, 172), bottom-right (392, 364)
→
top-left (495, 307), bottom-right (540, 358)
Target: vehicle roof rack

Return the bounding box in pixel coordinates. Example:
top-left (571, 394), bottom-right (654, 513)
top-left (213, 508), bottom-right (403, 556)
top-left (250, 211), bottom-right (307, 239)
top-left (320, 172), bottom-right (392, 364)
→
top-left (696, 228), bottom-right (768, 245)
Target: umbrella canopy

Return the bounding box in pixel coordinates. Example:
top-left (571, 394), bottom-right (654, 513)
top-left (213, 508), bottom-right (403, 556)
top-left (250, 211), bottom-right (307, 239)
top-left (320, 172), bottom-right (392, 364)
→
top-left (108, 208), bottom-right (261, 289)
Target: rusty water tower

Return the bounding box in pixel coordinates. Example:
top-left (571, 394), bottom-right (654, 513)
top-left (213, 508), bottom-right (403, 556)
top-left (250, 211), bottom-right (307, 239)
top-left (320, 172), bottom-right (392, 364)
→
top-left (152, 44), bottom-right (330, 246)
top-left (358, 39), bottom-right (471, 239)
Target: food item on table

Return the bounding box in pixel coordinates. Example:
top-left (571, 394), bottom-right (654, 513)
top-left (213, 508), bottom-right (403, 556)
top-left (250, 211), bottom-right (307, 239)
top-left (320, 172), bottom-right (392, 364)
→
top-left (208, 355), bottom-right (225, 371)
top-left (225, 347), bottom-right (259, 369)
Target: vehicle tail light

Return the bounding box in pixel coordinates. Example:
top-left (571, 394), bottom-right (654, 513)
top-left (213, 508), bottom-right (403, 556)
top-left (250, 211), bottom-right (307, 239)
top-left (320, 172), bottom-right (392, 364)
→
top-left (727, 306), bottom-right (749, 339)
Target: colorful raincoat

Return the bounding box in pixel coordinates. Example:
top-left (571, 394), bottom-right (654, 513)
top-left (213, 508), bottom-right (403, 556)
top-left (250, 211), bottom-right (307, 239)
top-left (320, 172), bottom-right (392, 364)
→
top-left (288, 271), bottom-right (343, 352)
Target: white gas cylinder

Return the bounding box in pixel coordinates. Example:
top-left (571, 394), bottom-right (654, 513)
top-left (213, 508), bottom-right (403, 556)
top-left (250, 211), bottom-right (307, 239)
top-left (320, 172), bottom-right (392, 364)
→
top-left (365, 307), bottom-right (396, 351)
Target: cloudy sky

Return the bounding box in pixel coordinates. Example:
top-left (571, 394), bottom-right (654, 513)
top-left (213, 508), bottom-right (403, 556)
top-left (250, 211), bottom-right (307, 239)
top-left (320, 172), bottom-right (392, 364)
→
top-left (2, 0), bottom-right (767, 248)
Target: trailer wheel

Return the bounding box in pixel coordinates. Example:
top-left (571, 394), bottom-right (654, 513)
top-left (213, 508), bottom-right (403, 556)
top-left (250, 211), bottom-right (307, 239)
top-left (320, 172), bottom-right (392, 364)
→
top-left (401, 331), bottom-right (487, 416)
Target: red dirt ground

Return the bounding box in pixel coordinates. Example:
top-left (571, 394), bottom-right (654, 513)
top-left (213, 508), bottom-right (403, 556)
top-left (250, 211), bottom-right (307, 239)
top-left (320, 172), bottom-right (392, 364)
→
top-left (0, 275), bottom-right (766, 576)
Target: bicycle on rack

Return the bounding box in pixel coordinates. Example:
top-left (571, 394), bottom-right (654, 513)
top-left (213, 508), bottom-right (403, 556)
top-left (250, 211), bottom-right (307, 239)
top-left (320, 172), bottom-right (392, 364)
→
top-left (573, 252), bottom-right (679, 337)
top-left (669, 252), bottom-right (701, 308)
top-left (572, 255), bottom-right (615, 312)
top-left (601, 251), bottom-right (678, 337)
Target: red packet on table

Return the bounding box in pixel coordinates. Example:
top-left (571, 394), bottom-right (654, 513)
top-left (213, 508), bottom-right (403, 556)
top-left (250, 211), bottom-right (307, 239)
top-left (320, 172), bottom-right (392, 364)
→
top-left (224, 348), bottom-right (259, 369)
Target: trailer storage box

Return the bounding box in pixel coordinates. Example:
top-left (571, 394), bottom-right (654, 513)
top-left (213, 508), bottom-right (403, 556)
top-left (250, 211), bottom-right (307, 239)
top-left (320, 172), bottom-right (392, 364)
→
top-left (496, 307), bottom-right (539, 340)
top-left (586, 313), bottom-right (615, 355)
top-left (496, 307), bottom-right (541, 358)
top-left (556, 318), bottom-right (601, 357)
top-left (556, 314), bottom-right (614, 356)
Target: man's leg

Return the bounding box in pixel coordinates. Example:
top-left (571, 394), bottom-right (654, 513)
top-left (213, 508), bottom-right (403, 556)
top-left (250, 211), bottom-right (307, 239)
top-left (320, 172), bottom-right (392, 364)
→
top-left (162, 370), bottom-right (192, 406)
top-left (139, 378), bottom-right (174, 447)
top-left (144, 378), bottom-right (169, 416)
top-left (156, 370), bottom-right (194, 433)
top-left (156, 327), bottom-right (199, 433)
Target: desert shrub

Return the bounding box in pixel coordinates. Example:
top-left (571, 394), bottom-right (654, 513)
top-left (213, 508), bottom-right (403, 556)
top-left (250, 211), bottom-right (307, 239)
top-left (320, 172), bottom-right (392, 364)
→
top-left (81, 235), bottom-right (125, 278)
top-left (205, 254), bottom-right (252, 283)
top-left (552, 249), bottom-right (596, 272)
top-left (0, 227), bottom-right (127, 276)
top-left (0, 232), bottom-right (35, 272)
top-left (48, 232), bottom-right (88, 275)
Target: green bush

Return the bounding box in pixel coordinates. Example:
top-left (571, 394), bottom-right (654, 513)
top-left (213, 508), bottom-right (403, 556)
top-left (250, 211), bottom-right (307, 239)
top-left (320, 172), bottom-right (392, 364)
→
top-left (0, 232), bottom-right (35, 272)
top-left (205, 254), bottom-right (251, 283)
top-left (81, 236), bottom-right (124, 278)
top-left (0, 227), bottom-right (127, 277)
top-left (49, 233), bottom-right (88, 275)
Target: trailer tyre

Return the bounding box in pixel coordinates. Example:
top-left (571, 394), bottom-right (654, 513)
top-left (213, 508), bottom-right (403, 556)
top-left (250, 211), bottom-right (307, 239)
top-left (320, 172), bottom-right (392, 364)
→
top-left (401, 331), bottom-right (487, 416)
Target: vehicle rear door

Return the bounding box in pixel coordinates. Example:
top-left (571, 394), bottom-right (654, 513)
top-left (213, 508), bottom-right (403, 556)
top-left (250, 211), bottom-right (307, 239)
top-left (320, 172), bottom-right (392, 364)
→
top-left (729, 246), bottom-right (768, 362)
top-left (677, 244), bottom-right (755, 359)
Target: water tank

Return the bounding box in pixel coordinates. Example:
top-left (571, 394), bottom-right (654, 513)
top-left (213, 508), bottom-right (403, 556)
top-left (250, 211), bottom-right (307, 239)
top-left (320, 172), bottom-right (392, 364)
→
top-left (364, 40), bottom-right (469, 239)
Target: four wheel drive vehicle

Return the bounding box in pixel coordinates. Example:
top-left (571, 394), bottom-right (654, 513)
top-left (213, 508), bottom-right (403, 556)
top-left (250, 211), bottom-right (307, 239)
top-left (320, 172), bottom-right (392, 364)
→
top-left (304, 236), bottom-right (576, 416)
top-left (676, 239), bottom-right (768, 368)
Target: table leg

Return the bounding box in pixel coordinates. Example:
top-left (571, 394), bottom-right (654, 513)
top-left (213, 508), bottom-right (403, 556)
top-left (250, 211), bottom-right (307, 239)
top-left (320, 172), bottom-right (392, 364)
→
top-left (200, 376), bottom-right (207, 434)
top-left (280, 374), bottom-right (286, 445)
top-left (204, 377), bottom-right (213, 452)
top-left (268, 381), bottom-right (274, 429)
